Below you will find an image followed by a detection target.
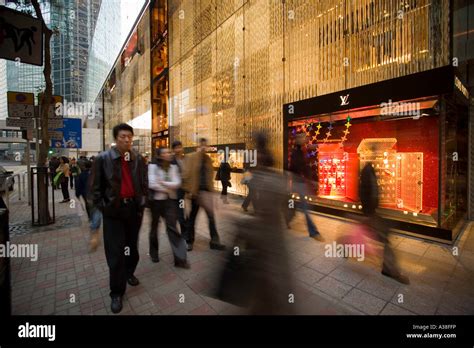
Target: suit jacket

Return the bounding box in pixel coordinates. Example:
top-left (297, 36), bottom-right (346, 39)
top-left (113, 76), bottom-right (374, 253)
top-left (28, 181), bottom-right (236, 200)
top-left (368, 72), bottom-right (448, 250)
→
top-left (182, 151), bottom-right (214, 197)
top-left (90, 147), bottom-right (148, 217)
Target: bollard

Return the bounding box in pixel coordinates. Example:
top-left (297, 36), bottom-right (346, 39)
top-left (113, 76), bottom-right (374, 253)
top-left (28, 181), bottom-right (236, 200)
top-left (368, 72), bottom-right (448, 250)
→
top-left (0, 207), bottom-right (11, 315)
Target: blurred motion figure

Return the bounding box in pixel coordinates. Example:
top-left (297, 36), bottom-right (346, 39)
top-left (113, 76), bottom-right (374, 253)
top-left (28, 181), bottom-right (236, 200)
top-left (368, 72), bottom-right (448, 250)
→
top-left (213, 132), bottom-right (294, 314)
top-left (359, 160), bottom-right (410, 285)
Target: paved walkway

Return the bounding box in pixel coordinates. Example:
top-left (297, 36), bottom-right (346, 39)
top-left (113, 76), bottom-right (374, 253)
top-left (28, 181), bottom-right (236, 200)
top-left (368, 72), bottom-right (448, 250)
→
top-left (4, 182), bottom-right (474, 315)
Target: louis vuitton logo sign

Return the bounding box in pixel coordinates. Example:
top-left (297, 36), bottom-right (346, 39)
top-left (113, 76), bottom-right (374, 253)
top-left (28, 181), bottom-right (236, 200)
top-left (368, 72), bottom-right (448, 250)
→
top-left (340, 94), bottom-right (350, 106)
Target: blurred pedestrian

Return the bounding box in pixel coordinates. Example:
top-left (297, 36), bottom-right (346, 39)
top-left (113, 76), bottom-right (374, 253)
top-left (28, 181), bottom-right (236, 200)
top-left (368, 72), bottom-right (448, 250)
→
top-left (90, 123), bottom-right (148, 314)
top-left (76, 159), bottom-right (102, 252)
top-left (216, 158), bottom-right (231, 204)
top-left (56, 156), bottom-right (70, 203)
top-left (359, 159), bottom-right (410, 285)
top-left (288, 133), bottom-right (322, 241)
top-left (76, 159), bottom-right (91, 218)
top-left (171, 140), bottom-right (187, 236)
top-left (241, 167), bottom-right (254, 212)
top-left (69, 157), bottom-right (80, 189)
top-left (148, 147), bottom-right (190, 268)
top-left (213, 132), bottom-right (294, 314)
top-left (182, 138), bottom-right (225, 252)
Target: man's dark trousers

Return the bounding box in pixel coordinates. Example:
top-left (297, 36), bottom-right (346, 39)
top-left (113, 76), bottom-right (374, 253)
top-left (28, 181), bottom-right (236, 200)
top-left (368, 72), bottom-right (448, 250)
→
top-left (185, 195), bottom-right (219, 245)
top-left (103, 200), bottom-right (143, 298)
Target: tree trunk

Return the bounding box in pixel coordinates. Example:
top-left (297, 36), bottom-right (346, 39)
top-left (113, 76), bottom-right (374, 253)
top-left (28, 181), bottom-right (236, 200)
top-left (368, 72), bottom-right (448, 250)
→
top-left (31, 0), bottom-right (53, 225)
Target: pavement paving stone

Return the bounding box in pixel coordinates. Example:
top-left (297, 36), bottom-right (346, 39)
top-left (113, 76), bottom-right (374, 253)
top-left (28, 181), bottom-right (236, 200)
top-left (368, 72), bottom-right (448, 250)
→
top-left (342, 288), bottom-right (387, 315)
top-left (315, 275), bottom-right (353, 299)
top-left (5, 186), bottom-right (474, 315)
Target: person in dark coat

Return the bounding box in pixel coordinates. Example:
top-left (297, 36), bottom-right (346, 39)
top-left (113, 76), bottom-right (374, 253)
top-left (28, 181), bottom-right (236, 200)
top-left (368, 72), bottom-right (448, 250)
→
top-left (75, 160), bottom-right (91, 218)
top-left (216, 159), bottom-right (231, 204)
top-left (359, 160), bottom-right (409, 284)
top-left (212, 132), bottom-right (294, 314)
top-left (49, 156), bottom-right (60, 189)
top-left (89, 123), bottom-right (148, 313)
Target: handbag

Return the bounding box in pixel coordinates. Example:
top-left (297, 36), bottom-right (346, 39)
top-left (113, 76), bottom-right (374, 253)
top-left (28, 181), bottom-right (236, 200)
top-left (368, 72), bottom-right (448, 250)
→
top-left (53, 172), bottom-right (63, 186)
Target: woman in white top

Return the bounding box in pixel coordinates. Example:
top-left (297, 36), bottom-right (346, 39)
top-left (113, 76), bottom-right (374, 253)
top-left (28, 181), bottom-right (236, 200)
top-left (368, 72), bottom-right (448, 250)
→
top-left (148, 147), bottom-right (189, 268)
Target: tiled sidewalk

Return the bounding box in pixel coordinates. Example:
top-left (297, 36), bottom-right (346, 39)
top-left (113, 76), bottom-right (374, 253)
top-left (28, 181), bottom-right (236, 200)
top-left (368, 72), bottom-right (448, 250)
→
top-left (6, 185), bottom-right (474, 315)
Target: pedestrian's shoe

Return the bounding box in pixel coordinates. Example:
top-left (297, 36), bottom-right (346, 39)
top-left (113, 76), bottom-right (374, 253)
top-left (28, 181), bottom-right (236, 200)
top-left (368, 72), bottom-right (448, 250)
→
top-left (174, 258), bottom-right (191, 269)
top-left (60, 199), bottom-right (70, 203)
top-left (242, 205), bottom-right (248, 212)
top-left (111, 296), bottom-right (123, 314)
top-left (186, 243), bottom-right (193, 251)
top-left (381, 267), bottom-right (410, 285)
top-left (127, 275), bottom-right (140, 286)
top-left (150, 255), bottom-right (160, 263)
top-left (210, 241), bottom-right (226, 250)
top-left (89, 231), bottom-right (100, 252)
top-left (310, 234), bottom-right (325, 242)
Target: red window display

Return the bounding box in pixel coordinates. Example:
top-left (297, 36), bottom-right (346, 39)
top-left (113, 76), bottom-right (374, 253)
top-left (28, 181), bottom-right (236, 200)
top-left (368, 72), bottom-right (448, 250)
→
top-left (287, 115), bottom-right (439, 220)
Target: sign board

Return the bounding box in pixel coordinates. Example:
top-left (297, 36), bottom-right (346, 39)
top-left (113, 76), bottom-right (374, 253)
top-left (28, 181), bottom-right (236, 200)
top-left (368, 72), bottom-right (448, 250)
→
top-left (47, 119), bottom-right (64, 129)
top-left (50, 118), bottom-right (82, 148)
top-left (38, 94), bottom-right (63, 118)
top-left (7, 91), bottom-right (34, 118)
top-left (48, 130), bottom-right (63, 140)
top-left (0, 6), bottom-right (44, 66)
top-left (6, 117), bottom-right (34, 129)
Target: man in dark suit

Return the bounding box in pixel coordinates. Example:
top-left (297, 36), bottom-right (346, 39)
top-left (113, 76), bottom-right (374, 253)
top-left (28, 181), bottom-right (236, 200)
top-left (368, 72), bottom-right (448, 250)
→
top-left (90, 123), bottom-right (148, 313)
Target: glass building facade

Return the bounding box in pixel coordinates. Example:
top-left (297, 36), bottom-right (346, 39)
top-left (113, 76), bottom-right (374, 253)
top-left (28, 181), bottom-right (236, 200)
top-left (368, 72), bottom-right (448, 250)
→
top-left (1, 0), bottom-right (101, 108)
top-left (50, 0), bottom-right (101, 103)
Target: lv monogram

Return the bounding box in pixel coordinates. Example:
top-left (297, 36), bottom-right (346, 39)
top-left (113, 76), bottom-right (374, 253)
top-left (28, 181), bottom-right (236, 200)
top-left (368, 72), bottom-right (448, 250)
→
top-left (340, 94), bottom-right (350, 106)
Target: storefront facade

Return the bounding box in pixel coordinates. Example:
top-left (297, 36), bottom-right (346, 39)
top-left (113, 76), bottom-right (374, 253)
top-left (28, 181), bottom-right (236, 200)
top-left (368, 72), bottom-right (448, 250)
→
top-left (150, 0), bottom-right (170, 152)
top-left (97, 1), bottom-right (472, 240)
top-left (99, 4), bottom-right (152, 156)
top-left (167, 0), bottom-right (450, 169)
top-left (284, 66), bottom-right (469, 242)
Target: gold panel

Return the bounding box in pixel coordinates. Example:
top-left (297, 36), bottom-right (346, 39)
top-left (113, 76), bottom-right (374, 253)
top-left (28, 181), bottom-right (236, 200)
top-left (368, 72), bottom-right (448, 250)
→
top-left (168, 0), bottom-right (450, 168)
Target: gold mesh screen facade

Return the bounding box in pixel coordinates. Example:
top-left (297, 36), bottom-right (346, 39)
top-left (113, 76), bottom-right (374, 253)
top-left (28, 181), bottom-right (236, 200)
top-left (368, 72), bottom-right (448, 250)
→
top-left (103, 11), bottom-right (151, 155)
top-left (168, 0), bottom-right (450, 168)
